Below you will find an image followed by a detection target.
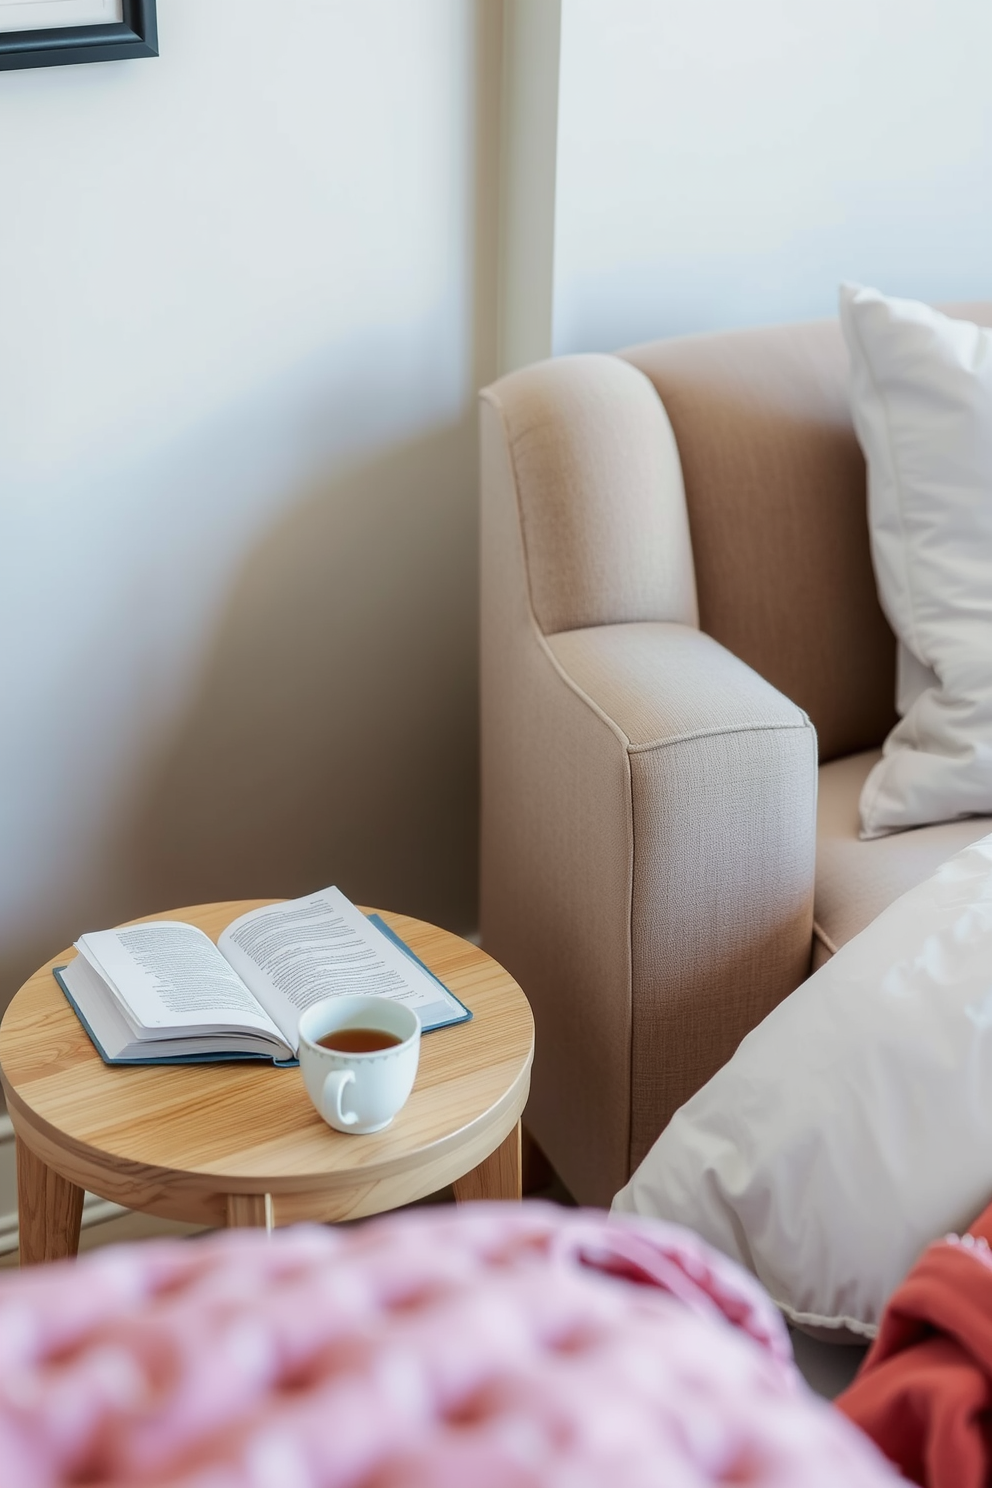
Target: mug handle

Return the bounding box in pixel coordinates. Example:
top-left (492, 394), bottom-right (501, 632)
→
top-left (322, 1068), bottom-right (359, 1127)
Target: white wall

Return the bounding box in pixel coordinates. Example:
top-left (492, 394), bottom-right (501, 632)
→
top-left (5, 0), bottom-right (990, 1028)
top-left (553, 0), bottom-right (992, 353)
top-left (0, 0), bottom-right (501, 1009)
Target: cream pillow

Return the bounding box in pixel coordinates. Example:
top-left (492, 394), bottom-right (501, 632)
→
top-left (840, 284), bottom-right (992, 838)
top-left (613, 832), bottom-right (992, 1341)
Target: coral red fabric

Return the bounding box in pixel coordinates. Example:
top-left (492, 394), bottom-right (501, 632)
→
top-left (838, 1198), bottom-right (992, 1487)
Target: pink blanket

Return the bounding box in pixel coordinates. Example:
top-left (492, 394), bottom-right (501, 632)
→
top-left (0, 1203), bottom-right (897, 1486)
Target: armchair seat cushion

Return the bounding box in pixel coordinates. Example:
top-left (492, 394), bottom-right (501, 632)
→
top-left (814, 750), bottom-right (992, 969)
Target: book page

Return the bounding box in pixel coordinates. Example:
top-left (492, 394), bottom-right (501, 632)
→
top-left (77, 922), bottom-right (287, 1041)
top-left (218, 888), bottom-right (463, 1050)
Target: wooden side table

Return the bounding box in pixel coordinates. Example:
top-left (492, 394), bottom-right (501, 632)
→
top-left (0, 902), bottom-right (534, 1265)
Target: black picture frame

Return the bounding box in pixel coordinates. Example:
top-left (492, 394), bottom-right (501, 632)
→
top-left (0, 0), bottom-right (157, 71)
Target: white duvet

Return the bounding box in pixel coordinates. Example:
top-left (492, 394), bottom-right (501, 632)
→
top-left (614, 832), bottom-right (992, 1339)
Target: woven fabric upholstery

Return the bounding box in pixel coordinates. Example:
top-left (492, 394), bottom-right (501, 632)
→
top-left (621, 306), bottom-right (992, 764)
top-left (621, 321), bottom-right (895, 764)
top-left (480, 383), bottom-right (816, 1205)
top-left (480, 306), bottom-right (992, 1208)
top-left (0, 1205), bottom-right (898, 1487)
top-left (487, 354), bottom-right (697, 637)
top-left (813, 750), bottom-right (992, 969)
top-left (548, 624), bottom-right (816, 1176)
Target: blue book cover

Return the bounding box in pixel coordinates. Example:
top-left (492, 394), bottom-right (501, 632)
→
top-left (54, 910), bottom-right (471, 1068)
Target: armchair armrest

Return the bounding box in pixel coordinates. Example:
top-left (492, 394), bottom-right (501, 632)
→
top-left (479, 370), bottom-right (817, 1207)
top-left (483, 617), bottom-right (816, 1206)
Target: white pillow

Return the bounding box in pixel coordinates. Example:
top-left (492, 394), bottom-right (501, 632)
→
top-left (613, 832), bottom-right (992, 1341)
top-left (839, 284), bottom-right (992, 839)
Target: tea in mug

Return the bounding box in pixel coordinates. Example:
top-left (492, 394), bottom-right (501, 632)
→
top-left (316, 1027), bottom-right (404, 1054)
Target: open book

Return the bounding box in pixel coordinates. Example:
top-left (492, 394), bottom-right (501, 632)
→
top-left (53, 887), bottom-right (471, 1066)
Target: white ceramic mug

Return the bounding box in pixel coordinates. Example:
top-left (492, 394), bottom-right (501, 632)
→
top-left (297, 995), bottom-right (420, 1135)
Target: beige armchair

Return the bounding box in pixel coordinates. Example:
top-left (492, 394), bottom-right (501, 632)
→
top-left (479, 311), bottom-right (992, 1209)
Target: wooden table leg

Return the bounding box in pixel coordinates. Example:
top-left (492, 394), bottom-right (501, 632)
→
top-left (452, 1121), bottom-right (522, 1203)
top-left (226, 1193), bottom-right (274, 1231)
top-left (16, 1137), bottom-right (84, 1266)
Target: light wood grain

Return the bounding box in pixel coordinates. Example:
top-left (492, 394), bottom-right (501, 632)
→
top-left (0, 903), bottom-right (533, 1254)
top-left (17, 1136), bottom-right (84, 1266)
top-left (226, 1193), bottom-right (273, 1231)
top-left (452, 1122), bottom-right (521, 1202)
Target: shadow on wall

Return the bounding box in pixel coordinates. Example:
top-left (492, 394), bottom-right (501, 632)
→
top-left (0, 0), bottom-right (501, 1014)
top-left (124, 415), bottom-right (481, 936)
top-left (0, 413), bottom-right (480, 1022)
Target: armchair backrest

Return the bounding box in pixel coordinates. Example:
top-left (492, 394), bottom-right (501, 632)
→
top-left (487, 306), bottom-right (992, 764)
top-left (623, 306), bottom-right (992, 763)
top-left (623, 320), bottom-right (892, 763)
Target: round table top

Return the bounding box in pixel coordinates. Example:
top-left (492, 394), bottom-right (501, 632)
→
top-left (0, 902), bottom-right (534, 1226)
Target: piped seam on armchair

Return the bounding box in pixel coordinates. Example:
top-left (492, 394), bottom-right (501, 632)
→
top-left (625, 717), bottom-right (812, 755)
top-left (812, 920), bottom-right (839, 956)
